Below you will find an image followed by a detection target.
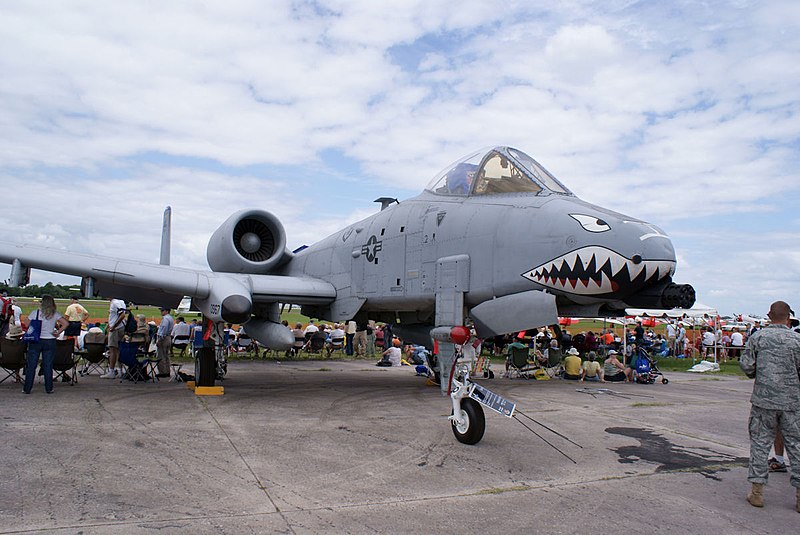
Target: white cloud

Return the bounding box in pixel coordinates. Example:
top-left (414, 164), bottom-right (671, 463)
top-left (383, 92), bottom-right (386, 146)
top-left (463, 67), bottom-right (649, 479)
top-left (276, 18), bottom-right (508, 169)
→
top-left (0, 1), bottom-right (798, 316)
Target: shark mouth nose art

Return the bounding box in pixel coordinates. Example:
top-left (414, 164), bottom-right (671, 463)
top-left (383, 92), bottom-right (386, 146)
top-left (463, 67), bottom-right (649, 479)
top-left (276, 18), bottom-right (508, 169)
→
top-left (522, 246), bottom-right (675, 295)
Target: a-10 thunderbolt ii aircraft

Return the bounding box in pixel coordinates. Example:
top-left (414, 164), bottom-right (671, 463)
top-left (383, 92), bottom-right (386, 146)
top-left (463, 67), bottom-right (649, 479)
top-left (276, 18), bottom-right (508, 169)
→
top-left (0, 146), bottom-right (694, 444)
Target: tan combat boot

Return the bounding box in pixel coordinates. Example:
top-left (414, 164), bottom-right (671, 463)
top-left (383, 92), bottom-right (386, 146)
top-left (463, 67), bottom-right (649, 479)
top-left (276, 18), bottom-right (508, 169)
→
top-left (747, 483), bottom-right (764, 507)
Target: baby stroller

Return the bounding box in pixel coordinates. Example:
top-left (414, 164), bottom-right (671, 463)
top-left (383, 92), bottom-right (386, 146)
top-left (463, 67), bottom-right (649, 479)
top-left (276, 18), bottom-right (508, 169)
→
top-left (632, 346), bottom-right (668, 385)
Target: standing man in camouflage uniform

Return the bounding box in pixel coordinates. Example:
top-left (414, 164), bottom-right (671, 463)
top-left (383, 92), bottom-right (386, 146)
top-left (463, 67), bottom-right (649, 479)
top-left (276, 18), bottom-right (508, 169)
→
top-left (739, 300), bottom-right (800, 512)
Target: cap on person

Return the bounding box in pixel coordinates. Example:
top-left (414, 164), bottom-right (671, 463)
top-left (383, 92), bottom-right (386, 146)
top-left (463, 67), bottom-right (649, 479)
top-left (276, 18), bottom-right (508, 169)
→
top-left (566, 347), bottom-right (580, 355)
top-left (607, 349), bottom-right (618, 356)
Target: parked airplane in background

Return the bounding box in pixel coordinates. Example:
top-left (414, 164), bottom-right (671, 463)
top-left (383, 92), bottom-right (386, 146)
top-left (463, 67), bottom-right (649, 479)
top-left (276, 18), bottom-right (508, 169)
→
top-left (0, 146), bottom-right (694, 444)
top-left (176, 296), bottom-right (192, 314)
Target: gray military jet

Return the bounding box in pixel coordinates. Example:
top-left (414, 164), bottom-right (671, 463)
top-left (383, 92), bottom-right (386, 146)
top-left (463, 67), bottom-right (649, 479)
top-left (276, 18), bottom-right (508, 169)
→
top-left (0, 146), bottom-right (694, 444)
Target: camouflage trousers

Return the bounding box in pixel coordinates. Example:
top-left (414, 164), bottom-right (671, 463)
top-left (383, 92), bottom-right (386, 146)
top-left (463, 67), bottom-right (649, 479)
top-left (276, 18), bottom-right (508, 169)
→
top-left (353, 330), bottom-right (367, 357)
top-left (748, 405), bottom-right (800, 487)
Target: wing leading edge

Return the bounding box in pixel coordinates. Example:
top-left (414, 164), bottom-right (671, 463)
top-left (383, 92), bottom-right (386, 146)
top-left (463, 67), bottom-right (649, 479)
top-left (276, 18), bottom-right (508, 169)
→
top-left (0, 241), bottom-right (336, 323)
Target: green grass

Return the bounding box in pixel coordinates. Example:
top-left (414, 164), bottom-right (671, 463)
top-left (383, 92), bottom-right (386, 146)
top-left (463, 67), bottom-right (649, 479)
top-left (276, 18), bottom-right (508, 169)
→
top-left (651, 357), bottom-right (745, 376)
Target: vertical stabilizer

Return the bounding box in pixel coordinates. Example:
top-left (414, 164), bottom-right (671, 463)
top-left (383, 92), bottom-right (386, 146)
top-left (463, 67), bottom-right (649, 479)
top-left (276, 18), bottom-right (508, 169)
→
top-left (160, 206), bottom-right (172, 266)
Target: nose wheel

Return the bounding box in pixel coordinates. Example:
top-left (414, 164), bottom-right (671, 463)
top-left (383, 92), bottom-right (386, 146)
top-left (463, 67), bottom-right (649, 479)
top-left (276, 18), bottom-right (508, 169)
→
top-left (451, 398), bottom-right (486, 445)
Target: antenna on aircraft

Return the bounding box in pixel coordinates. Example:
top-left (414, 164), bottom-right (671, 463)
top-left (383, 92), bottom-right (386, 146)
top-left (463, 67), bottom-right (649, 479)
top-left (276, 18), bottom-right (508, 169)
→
top-left (374, 197), bottom-right (398, 211)
top-left (160, 206), bottom-right (171, 266)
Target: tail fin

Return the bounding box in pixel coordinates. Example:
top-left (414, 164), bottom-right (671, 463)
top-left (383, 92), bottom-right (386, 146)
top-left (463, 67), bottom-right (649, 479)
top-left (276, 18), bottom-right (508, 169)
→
top-left (160, 206), bottom-right (171, 266)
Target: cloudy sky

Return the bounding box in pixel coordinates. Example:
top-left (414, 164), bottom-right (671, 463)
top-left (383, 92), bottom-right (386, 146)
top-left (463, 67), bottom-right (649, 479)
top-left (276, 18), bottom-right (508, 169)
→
top-left (1, 0), bottom-right (798, 317)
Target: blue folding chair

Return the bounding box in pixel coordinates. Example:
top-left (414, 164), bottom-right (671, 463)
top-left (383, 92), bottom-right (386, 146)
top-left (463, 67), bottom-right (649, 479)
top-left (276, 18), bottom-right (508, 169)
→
top-left (118, 341), bottom-right (151, 383)
top-left (192, 329), bottom-right (205, 357)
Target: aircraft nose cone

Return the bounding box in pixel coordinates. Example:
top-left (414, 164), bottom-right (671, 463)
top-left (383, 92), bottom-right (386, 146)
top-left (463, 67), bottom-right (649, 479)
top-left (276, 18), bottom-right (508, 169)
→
top-left (221, 295), bottom-right (252, 323)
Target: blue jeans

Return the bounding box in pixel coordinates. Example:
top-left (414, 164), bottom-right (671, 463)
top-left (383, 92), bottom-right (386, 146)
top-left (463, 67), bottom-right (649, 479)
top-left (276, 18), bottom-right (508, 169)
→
top-left (23, 338), bottom-right (56, 393)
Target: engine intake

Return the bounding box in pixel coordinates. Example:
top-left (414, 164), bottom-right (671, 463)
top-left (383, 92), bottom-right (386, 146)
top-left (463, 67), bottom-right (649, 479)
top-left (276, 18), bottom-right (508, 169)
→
top-left (207, 210), bottom-right (291, 273)
top-left (234, 217), bottom-right (275, 262)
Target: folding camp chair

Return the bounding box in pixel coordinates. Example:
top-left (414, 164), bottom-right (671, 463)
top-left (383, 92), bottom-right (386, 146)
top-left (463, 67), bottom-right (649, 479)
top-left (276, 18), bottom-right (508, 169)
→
top-left (191, 328), bottom-right (205, 358)
top-left (235, 333), bottom-right (257, 357)
top-left (507, 346), bottom-right (536, 379)
top-left (288, 335), bottom-right (305, 357)
top-left (326, 337), bottom-right (345, 357)
top-left (172, 334), bottom-right (190, 358)
top-left (0, 338), bottom-right (27, 385)
top-left (118, 341), bottom-right (150, 383)
top-left (305, 332), bottom-right (326, 354)
top-left (135, 339), bottom-right (161, 382)
top-left (79, 342), bottom-right (108, 376)
top-left (53, 339), bottom-right (79, 385)
top-left (144, 356), bottom-right (162, 382)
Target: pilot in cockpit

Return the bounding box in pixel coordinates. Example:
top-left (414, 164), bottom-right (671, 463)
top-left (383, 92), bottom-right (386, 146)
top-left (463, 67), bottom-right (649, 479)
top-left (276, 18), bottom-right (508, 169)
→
top-left (445, 162), bottom-right (478, 194)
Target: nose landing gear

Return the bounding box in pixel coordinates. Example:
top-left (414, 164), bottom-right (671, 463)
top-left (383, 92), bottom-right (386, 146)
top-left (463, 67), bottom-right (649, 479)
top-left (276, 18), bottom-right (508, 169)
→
top-left (451, 397), bottom-right (485, 445)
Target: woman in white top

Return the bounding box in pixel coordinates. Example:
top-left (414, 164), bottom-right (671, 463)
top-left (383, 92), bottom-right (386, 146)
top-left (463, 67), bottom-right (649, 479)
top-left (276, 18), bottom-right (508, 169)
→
top-left (23, 294), bottom-right (68, 394)
top-left (729, 327), bottom-right (745, 360)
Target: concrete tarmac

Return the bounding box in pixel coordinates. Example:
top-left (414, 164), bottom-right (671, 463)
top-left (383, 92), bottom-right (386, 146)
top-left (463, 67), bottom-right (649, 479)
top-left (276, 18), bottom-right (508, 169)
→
top-left (0, 360), bottom-right (797, 534)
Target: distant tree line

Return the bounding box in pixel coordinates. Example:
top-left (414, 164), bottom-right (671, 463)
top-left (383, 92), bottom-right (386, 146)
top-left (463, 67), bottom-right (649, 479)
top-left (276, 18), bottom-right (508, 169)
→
top-left (0, 283), bottom-right (80, 299)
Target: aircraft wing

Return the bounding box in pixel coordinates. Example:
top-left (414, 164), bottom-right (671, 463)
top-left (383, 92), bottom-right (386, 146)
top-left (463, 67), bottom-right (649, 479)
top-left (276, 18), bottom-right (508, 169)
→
top-left (0, 241), bottom-right (336, 323)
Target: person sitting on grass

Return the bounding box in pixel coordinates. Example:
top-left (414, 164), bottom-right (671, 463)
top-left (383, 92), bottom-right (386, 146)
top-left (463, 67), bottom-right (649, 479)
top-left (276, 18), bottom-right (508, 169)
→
top-left (377, 338), bottom-right (402, 367)
top-left (580, 351), bottom-right (605, 382)
top-left (563, 347), bottom-right (582, 380)
top-left (624, 343), bottom-right (639, 382)
top-left (603, 350), bottom-right (628, 382)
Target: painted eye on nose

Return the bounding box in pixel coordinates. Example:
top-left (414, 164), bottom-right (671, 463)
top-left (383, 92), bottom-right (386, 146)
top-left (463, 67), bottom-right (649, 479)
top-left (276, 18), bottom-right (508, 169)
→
top-left (569, 214), bottom-right (610, 233)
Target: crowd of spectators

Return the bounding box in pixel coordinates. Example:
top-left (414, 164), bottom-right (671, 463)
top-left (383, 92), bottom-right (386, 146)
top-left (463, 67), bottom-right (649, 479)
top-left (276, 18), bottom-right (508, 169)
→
top-left (4, 291), bottom-right (778, 395)
top-left (2, 294), bottom-right (223, 390)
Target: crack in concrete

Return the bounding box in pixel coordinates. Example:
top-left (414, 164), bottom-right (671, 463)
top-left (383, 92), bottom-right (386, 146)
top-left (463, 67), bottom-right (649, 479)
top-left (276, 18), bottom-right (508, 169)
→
top-left (197, 397), bottom-right (297, 535)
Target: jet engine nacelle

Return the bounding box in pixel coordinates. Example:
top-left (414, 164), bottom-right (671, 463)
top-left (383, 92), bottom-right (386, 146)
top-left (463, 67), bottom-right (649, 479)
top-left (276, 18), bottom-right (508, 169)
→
top-left (207, 209), bottom-right (291, 274)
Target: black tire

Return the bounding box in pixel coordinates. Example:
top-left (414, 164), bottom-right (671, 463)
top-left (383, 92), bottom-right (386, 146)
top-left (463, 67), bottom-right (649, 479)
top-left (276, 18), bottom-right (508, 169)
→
top-left (487, 370), bottom-right (495, 379)
top-left (662, 377), bottom-right (669, 385)
top-left (451, 398), bottom-right (486, 445)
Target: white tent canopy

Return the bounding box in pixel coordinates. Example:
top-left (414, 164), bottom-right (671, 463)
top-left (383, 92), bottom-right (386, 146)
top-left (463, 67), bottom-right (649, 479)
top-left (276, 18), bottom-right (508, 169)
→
top-left (625, 302), bottom-right (718, 319)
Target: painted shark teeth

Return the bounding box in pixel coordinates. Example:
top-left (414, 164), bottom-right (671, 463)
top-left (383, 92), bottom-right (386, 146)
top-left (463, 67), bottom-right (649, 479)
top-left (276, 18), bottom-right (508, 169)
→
top-left (522, 246), bottom-right (675, 296)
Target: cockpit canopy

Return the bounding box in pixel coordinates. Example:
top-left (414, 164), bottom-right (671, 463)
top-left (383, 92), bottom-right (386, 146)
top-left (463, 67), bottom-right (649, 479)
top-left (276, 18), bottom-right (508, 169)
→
top-left (425, 146), bottom-right (572, 197)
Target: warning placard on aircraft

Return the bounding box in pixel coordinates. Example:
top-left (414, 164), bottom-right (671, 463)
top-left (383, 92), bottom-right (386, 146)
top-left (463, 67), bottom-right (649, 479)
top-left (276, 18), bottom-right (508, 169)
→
top-left (468, 383), bottom-right (516, 418)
